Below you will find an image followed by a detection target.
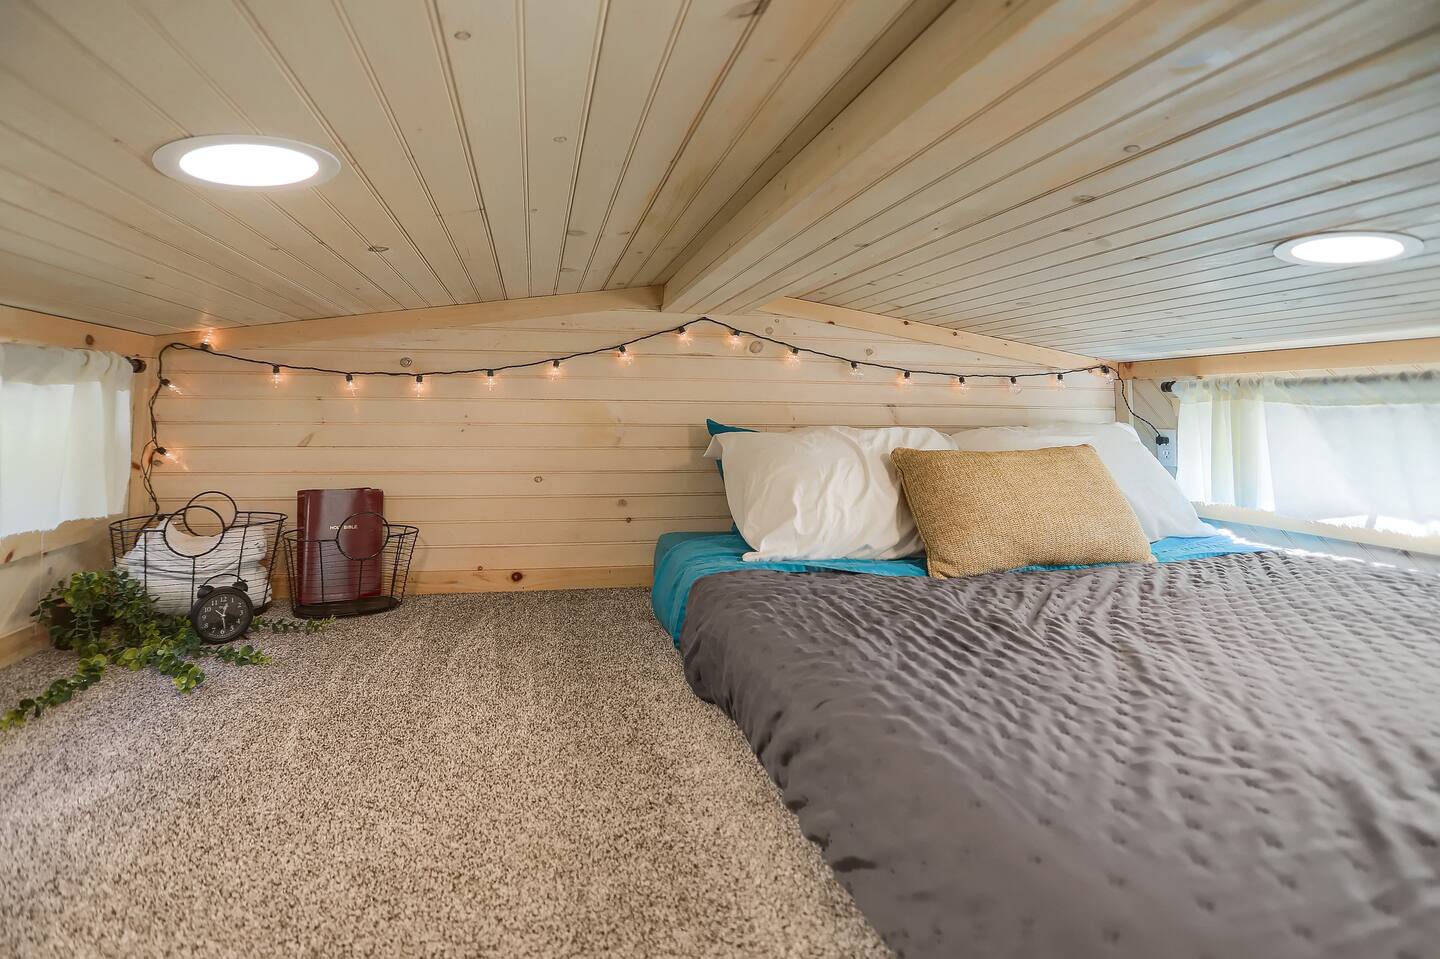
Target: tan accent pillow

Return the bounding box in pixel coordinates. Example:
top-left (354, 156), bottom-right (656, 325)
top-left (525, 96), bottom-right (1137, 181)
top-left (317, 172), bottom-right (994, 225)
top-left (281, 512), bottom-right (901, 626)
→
top-left (890, 445), bottom-right (1154, 579)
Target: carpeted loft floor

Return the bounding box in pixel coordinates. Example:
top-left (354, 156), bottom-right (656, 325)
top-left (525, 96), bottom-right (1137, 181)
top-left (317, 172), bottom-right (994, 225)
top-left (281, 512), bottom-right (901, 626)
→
top-left (0, 589), bottom-right (889, 959)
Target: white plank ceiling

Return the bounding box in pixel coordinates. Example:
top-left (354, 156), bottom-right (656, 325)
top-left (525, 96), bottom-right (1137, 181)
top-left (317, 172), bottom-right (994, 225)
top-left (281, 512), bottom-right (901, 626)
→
top-left (784, 0), bottom-right (1440, 360)
top-left (0, 0), bottom-right (1437, 360)
top-left (0, 0), bottom-right (948, 334)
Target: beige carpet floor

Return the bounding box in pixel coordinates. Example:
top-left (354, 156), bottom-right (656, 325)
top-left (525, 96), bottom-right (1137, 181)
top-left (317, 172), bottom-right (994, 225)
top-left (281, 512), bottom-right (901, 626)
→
top-left (0, 589), bottom-right (889, 959)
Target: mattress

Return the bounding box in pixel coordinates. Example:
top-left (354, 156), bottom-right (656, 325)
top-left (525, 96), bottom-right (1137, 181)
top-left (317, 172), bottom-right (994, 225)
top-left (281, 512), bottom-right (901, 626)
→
top-left (680, 552), bottom-right (1440, 959)
top-left (651, 530), bottom-right (1265, 642)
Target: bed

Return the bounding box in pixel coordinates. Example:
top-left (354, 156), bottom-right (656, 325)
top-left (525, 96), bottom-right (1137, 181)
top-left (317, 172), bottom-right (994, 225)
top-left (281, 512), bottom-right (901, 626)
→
top-left (662, 534), bottom-right (1440, 958)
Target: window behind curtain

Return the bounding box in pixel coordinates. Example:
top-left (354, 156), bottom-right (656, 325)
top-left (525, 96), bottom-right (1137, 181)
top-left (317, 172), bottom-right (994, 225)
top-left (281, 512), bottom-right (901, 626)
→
top-left (0, 344), bottom-right (133, 537)
top-left (1174, 371), bottom-right (1440, 538)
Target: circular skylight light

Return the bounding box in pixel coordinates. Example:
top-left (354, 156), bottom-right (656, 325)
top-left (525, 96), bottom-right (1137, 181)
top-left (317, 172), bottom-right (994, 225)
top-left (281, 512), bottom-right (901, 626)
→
top-left (152, 135), bottom-right (340, 190)
top-left (1273, 231), bottom-right (1422, 266)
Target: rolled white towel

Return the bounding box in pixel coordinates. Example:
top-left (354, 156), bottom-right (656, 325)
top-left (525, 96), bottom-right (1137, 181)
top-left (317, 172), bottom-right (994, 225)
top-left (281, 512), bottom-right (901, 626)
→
top-left (117, 520), bottom-right (273, 614)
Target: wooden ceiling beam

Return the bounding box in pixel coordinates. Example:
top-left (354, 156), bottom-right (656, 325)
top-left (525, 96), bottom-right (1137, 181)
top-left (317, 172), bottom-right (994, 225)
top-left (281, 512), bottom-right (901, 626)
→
top-left (760, 297), bottom-right (1108, 369)
top-left (661, 0), bottom-right (1101, 314)
top-left (0, 304), bottom-right (153, 356)
top-left (158, 287), bottom-right (667, 351)
top-left (1120, 336), bottom-right (1440, 379)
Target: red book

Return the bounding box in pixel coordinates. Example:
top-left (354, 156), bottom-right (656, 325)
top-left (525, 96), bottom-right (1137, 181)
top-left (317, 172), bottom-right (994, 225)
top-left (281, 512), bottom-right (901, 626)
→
top-left (295, 488), bottom-right (385, 606)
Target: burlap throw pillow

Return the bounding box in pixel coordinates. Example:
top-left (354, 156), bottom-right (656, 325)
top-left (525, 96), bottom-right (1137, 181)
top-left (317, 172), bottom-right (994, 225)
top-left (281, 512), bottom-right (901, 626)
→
top-left (890, 445), bottom-right (1154, 579)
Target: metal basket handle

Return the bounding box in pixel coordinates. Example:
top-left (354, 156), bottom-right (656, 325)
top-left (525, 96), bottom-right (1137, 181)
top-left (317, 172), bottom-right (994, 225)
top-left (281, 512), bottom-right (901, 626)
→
top-left (332, 511), bottom-right (390, 562)
top-left (162, 504), bottom-right (229, 559)
top-left (179, 490), bottom-right (239, 535)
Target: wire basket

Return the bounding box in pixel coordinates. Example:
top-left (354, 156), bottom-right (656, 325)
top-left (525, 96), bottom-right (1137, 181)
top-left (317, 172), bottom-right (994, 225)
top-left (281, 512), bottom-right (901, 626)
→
top-left (110, 491), bottom-right (284, 616)
top-left (280, 511), bottom-right (418, 618)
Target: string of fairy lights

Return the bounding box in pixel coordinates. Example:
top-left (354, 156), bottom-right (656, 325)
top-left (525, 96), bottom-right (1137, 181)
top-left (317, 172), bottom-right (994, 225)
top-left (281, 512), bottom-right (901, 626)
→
top-left (140, 316), bottom-right (1117, 511)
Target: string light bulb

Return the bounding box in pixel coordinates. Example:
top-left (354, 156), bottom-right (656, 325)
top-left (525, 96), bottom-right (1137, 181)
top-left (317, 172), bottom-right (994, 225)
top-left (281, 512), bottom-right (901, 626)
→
top-left (785, 347), bottom-right (801, 365)
top-left (271, 365), bottom-right (281, 387)
top-left (728, 330), bottom-right (742, 348)
top-left (1050, 373), bottom-right (1066, 391)
top-left (160, 378), bottom-right (182, 395)
top-left (154, 446), bottom-right (179, 464)
top-left (676, 326), bottom-right (691, 344)
top-left (617, 345), bottom-right (633, 364)
top-left (1092, 365), bottom-right (1116, 384)
top-left (850, 361), bottom-right (864, 378)
top-left (199, 331), bottom-right (213, 349)
top-left (345, 373), bottom-right (356, 393)
top-left (1008, 376), bottom-right (1022, 395)
top-left (954, 375), bottom-right (969, 393)
top-left (549, 359), bottom-right (563, 377)
top-left (897, 370), bottom-right (912, 387)
top-left (485, 370), bottom-right (496, 391)
top-left (414, 374), bottom-right (425, 394)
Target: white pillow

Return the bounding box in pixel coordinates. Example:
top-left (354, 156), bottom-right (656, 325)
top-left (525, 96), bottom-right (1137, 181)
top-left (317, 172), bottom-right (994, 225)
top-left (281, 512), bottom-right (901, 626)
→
top-left (947, 422), bottom-right (1213, 541)
top-left (705, 426), bottom-right (953, 561)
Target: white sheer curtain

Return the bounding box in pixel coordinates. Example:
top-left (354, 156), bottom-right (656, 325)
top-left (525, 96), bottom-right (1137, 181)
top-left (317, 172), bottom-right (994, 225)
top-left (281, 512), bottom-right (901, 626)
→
top-left (1174, 371), bottom-right (1440, 537)
top-left (0, 344), bottom-right (133, 537)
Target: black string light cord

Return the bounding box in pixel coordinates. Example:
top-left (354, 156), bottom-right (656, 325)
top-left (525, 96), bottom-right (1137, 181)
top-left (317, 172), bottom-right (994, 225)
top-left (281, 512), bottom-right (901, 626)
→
top-left (139, 316), bottom-right (1115, 512)
top-left (1116, 376), bottom-right (1166, 442)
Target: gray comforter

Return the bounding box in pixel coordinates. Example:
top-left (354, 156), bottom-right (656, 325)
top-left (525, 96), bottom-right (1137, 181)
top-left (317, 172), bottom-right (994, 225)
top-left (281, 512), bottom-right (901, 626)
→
top-left (680, 551), bottom-right (1440, 959)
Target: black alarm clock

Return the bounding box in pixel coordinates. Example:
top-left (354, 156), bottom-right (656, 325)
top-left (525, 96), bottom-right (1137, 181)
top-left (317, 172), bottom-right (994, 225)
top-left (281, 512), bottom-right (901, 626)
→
top-left (190, 583), bottom-right (255, 644)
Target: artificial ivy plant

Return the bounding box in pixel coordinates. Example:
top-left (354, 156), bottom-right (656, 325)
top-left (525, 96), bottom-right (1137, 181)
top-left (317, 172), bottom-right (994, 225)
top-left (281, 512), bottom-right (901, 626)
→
top-left (2, 568), bottom-right (326, 730)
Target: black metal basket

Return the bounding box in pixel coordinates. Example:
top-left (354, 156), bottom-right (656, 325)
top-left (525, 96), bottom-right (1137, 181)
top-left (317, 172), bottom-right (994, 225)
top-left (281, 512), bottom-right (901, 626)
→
top-left (280, 511), bottom-right (418, 619)
top-left (110, 491), bottom-right (284, 616)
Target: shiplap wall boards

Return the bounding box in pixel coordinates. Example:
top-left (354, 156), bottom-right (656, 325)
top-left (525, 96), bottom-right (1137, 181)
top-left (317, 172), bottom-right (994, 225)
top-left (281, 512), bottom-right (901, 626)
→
top-left (149, 310), bottom-right (1115, 592)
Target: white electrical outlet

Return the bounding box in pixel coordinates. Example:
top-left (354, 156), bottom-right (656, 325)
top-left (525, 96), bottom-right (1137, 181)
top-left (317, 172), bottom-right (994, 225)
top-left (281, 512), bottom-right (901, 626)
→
top-left (1153, 429), bottom-right (1178, 475)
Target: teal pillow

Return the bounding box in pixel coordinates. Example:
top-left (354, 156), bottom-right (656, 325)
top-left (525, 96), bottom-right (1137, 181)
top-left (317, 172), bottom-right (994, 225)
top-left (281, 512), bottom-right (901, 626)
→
top-left (706, 418), bottom-right (755, 437)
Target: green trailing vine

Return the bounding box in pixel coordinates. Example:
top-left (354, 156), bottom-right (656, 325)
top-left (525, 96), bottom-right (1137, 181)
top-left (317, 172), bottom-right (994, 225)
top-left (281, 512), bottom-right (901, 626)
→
top-left (2, 569), bottom-right (329, 731)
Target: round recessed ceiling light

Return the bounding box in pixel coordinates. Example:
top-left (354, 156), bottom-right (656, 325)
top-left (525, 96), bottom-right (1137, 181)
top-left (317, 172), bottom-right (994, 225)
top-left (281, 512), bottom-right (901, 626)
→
top-left (152, 135), bottom-right (340, 190)
top-left (1273, 231), bottom-right (1423, 266)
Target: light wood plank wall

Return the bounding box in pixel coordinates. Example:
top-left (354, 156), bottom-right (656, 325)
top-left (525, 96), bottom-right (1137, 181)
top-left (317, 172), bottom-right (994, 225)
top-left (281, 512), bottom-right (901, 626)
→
top-left (148, 310), bottom-right (1116, 591)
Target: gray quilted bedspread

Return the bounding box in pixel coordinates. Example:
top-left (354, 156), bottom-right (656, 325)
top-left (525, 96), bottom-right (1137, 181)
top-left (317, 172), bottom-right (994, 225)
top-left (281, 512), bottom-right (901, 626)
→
top-left (679, 551), bottom-right (1440, 959)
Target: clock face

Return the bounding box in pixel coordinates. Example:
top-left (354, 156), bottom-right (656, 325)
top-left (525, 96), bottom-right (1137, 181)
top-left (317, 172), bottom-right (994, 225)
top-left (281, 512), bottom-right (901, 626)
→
top-left (191, 588), bottom-right (253, 644)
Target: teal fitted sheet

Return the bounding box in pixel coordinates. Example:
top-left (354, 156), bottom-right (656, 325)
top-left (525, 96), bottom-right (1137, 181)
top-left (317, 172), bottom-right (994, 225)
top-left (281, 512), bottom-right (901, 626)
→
top-left (651, 531), bottom-right (1266, 643)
